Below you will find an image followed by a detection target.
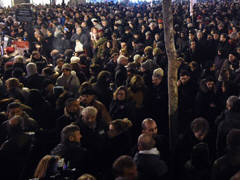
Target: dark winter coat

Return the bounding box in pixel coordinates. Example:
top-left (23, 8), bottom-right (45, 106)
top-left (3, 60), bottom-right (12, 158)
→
top-left (115, 64), bottom-right (127, 88)
top-left (211, 152), bottom-right (240, 180)
top-left (216, 111), bottom-right (240, 157)
top-left (134, 150), bottom-right (168, 180)
top-left (51, 141), bottom-right (88, 173)
top-left (109, 99), bottom-right (136, 122)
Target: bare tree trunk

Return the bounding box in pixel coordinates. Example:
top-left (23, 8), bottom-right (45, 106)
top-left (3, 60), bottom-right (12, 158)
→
top-left (162, 0), bottom-right (179, 152)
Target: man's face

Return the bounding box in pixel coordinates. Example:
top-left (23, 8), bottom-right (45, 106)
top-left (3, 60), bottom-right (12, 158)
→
top-left (102, 20), bottom-right (107, 27)
top-left (66, 101), bottom-right (80, 115)
top-left (194, 130), bottom-right (207, 141)
top-left (80, 94), bottom-right (94, 105)
top-left (180, 75), bottom-right (190, 85)
top-left (220, 35), bottom-right (226, 42)
top-left (121, 42), bottom-right (127, 49)
top-left (228, 54), bottom-right (236, 63)
top-left (81, 22), bottom-right (87, 28)
top-left (206, 81), bottom-right (214, 90)
top-left (190, 41), bottom-right (196, 49)
top-left (82, 114), bottom-right (97, 129)
top-left (142, 121), bottom-right (158, 135)
top-left (76, 27), bottom-right (82, 35)
top-left (213, 33), bottom-right (219, 40)
top-left (63, 69), bottom-right (71, 76)
top-left (155, 34), bottom-right (160, 41)
top-left (70, 130), bottom-right (82, 143)
top-left (152, 76), bottom-right (162, 86)
top-left (8, 107), bottom-right (22, 119)
top-left (123, 165), bottom-right (138, 180)
top-left (189, 33), bottom-right (195, 41)
top-left (33, 53), bottom-right (41, 60)
top-left (197, 32), bottom-right (203, 40)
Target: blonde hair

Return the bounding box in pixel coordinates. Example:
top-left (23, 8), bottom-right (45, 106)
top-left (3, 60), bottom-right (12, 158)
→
top-left (81, 106), bottom-right (98, 117)
top-left (34, 155), bottom-right (59, 179)
top-left (6, 78), bottom-right (23, 90)
top-left (77, 174), bottom-right (96, 180)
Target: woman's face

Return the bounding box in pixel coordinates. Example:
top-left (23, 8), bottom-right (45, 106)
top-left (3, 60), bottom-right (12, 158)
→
top-left (117, 90), bottom-right (126, 101)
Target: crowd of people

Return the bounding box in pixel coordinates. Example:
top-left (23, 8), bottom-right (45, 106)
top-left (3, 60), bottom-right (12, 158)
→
top-left (0, 1), bottom-right (240, 180)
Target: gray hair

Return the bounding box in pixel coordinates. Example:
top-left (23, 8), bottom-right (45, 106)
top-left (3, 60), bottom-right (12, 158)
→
top-left (81, 106), bottom-right (98, 117)
top-left (226, 96), bottom-right (239, 110)
top-left (26, 62), bottom-right (37, 76)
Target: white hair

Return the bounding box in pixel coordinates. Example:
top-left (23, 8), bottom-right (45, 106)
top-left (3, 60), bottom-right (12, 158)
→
top-left (81, 106), bottom-right (98, 117)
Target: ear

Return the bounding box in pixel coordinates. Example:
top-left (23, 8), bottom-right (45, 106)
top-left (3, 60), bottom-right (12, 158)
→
top-left (69, 135), bottom-right (74, 142)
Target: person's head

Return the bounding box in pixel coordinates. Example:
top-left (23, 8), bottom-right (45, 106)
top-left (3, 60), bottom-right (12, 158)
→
top-left (137, 133), bottom-right (156, 151)
top-left (32, 51), bottom-right (41, 60)
top-left (226, 96), bottom-right (240, 112)
top-left (8, 115), bottom-right (24, 132)
top-left (205, 77), bottom-right (215, 90)
top-left (113, 155), bottom-right (138, 180)
top-left (81, 106), bottom-right (98, 129)
top-left (13, 55), bottom-right (25, 64)
top-left (133, 54), bottom-right (142, 64)
top-left (113, 86), bottom-right (128, 101)
top-left (152, 68), bottom-right (164, 86)
top-left (179, 70), bottom-right (191, 85)
top-left (77, 174), bottom-right (96, 180)
top-left (197, 31), bottom-right (203, 40)
top-left (129, 75), bottom-right (145, 91)
top-left (7, 102), bottom-right (23, 119)
top-left (47, 29), bottom-right (53, 37)
top-left (154, 33), bottom-right (160, 41)
top-left (189, 61), bottom-right (199, 71)
top-left (109, 118), bottom-right (132, 137)
top-left (117, 55), bottom-right (128, 66)
top-left (227, 129), bottom-right (240, 152)
top-left (141, 60), bottom-right (153, 72)
top-left (102, 19), bottom-right (108, 27)
top-left (5, 77), bottom-right (23, 91)
top-left (190, 41), bottom-right (196, 49)
top-left (220, 33), bottom-right (227, 42)
top-left (228, 52), bottom-right (236, 63)
top-left (65, 98), bottom-right (81, 116)
top-left (189, 33), bottom-right (195, 41)
top-left (191, 117), bottom-right (209, 141)
top-left (76, 27), bottom-right (82, 35)
top-left (26, 62), bottom-right (38, 76)
top-left (62, 63), bottom-right (72, 76)
top-left (79, 83), bottom-right (96, 105)
top-left (142, 118), bottom-right (158, 135)
top-left (97, 70), bottom-right (111, 86)
top-left (213, 32), bottom-right (219, 40)
top-left (144, 46), bottom-right (153, 57)
top-left (61, 124), bottom-right (82, 144)
top-left (34, 155), bottom-right (59, 179)
top-left (81, 21), bottom-right (87, 28)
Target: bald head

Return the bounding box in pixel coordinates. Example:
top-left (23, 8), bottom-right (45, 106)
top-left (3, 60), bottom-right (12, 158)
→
top-left (138, 133), bottom-right (156, 151)
top-left (142, 118), bottom-right (158, 135)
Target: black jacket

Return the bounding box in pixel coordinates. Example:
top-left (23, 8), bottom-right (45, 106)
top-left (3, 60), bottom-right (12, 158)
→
top-left (134, 150), bottom-right (168, 180)
top-left (51, 141), bottom-right (88, 174)
top-left (211, 152), bottom-right (240, 180)
top-left (216, 111), bottom-right (240, 157)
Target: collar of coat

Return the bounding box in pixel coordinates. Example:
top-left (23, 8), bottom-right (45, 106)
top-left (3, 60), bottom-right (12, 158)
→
top-left (139, 147), bottom-right (160, 156)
